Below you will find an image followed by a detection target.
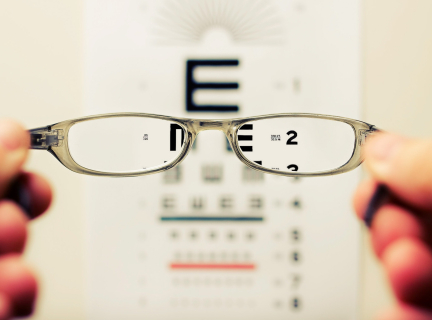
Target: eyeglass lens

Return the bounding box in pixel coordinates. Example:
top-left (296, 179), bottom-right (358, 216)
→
top-left (68, 117), bottom-right (186, 173)
top-left (237, 118), bottom-right (355, 173)
top-left (67, 116), bottom-right (356, 174)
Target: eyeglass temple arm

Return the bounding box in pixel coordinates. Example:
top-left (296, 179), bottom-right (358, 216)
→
top-left (29, 126), bottom-right (64, 150)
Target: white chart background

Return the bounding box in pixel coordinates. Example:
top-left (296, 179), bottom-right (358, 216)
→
top-left (84, 1), bottom-right (361, 319)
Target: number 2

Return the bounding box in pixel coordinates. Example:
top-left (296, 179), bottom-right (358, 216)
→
top-left (286, 130), bottom-right (298, 145)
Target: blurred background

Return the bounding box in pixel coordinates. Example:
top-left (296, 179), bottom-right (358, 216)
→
top-left (0, 0), bottom-right (432, 319)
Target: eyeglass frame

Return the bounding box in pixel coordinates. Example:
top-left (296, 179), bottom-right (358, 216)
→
top-left (29, 112), bottom-right (378, 178)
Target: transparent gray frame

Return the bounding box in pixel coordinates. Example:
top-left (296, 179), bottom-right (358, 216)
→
top-left (29, 113), bottom-right (378, 178)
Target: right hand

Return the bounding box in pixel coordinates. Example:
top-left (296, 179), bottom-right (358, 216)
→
top-left (353, 132), bottom-right (432, 320)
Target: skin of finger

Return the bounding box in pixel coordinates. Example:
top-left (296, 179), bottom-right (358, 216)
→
top-left (24, 172), bottom-right (52, 218)
top-left (0, 254), bottom-right (37, 317)
top-left (352, 177), bottom-right (378, 220)
top-left (382, 237), bottom-right (432, 308)
top-left (363, 136), bottom-right (432, 210)
top-left (376, 304), bottom-right (432, 320)
top-left (353, 180), bottom-right (428, 258)
top-left (0, 121), bottom-right (29, 197)
top-left (371, 204), bottom-right (425, 259)
top-left (0, 201), bottom-right (27, 254)
top-left (0, 293), bottom-right (11, 320)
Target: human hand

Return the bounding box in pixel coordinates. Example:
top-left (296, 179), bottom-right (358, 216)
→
top-left (354, 132), bottom-right (432, 320)
top-left (0, 119), bottom-right (52, 319)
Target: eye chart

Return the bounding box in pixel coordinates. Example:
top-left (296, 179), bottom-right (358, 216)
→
top-left (84, 1), bottom-right (361, 319)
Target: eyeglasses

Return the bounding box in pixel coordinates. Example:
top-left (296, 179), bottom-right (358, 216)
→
top-left (29, 113), bottom-right (378, 177)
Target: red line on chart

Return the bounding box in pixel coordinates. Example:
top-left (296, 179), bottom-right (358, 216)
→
top-left (170, 263), bottom-right (256, 270)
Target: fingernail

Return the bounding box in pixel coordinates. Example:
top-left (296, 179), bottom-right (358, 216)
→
top-left (5, 176), bottom-right (32, 219)
top-left (364, 184), bottom-right (390, 228)
top-left (13, 299), bottom-right (35, 318)
top-left (0, 121), bottom-right (25, 151)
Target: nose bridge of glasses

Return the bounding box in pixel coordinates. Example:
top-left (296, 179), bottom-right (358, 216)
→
top-left (191, 119), bottom-right (232, 134)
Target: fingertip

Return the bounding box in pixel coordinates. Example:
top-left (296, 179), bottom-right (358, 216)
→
top-left (0, 293), bottom-right (11, 320)
top-left (362, 132), bottom-right (408, 175)
top-left (26, 172), bottom-right (52, 218)
top-left (371, 204), bottom-right (423, 258)
top-left (0, 120), bottom-right (29, 152)
top-left (363, 133), bottom-right (432, 210)
top-left (375, 304), bottom-right (432, 320)
top-left (5, 172), bottom-right (52, 219)
top-left (382, 238), bottom-right (432, 307)
top-left (374, 306), bottom-right (397, 320)
top-left (0, 201), bottom-right (28, 254)
top-left (0, 120), bottom-right (30, 195)
top-left (0, 255), bottom-right (37, 317)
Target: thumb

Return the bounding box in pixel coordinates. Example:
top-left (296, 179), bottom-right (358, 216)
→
top-left (363, 132), bottom-right (432, 210)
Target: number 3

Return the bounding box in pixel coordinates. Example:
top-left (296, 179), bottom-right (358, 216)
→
top-left (287, 165), bottom-right (298, 171)
top-left (286, 130), bottom-right (298, 145)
